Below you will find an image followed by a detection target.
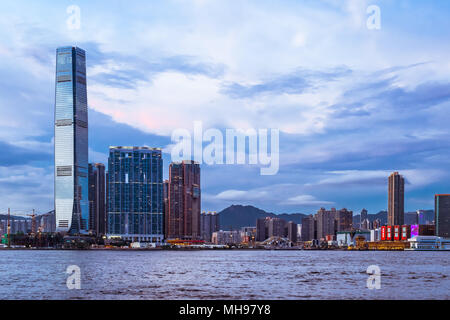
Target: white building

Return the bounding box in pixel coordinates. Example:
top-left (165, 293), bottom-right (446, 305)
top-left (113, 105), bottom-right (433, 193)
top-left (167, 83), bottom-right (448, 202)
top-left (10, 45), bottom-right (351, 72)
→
top-left (407, 236), bottom-right (450, 251)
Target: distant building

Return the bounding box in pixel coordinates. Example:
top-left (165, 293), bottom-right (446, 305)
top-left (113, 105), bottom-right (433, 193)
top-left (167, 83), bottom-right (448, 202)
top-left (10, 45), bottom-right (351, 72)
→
top-left (435, 194), bottom-right (450, 238)
top-left (200, 211), bottom-right (219, 242)
top-left (107, 147), bottom-right (164, 242)
top-left (388, 172), bottom-right (405, 226)
top-left (301, 215), bottom-right (315, 241)
top-left (256, 217), bottom-right (269, 241)
top-left (37, 210), bottom-right (56, 233)
top-left (335, 208), bottom-right (353, 232)
top-left (166, 161), bottom-right (201, 240)
top-left (212, 230), bottom-right (241, 245)
top-left (268, 217), bottom-right (286, 238)
top-left (88, 163), bottom-right (106, 235)
top-left (287, 221), bottom-right (297, 243)
top-left (360, 209), bottom-right (368, 228)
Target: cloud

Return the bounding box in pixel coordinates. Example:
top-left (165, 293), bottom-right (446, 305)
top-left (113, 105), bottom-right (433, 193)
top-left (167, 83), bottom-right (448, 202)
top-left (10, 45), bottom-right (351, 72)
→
top-left (282, 195), bottom-right (334, 206)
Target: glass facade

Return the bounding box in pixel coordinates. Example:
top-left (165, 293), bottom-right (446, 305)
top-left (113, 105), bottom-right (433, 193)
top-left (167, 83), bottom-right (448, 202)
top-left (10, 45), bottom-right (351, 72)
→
top-left (107, 147), bottom-right (164, 242)
top-left (54, 46), bottom-right (89, 234)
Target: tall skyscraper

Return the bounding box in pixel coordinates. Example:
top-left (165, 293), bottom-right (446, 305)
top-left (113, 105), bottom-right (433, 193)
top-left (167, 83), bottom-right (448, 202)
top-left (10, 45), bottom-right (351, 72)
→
top-left (107, 147), bottom-right (164, 242)
top-left (388, 172), bottom-right (405, 226)
top-left (166, 161), bottom-right (201, 240)
top-left (435, 194), bottom-right (450, 238)
top-left (54, 46), bottom-right (89, 234)
top-left (88, 163), bottom-right (106, 235)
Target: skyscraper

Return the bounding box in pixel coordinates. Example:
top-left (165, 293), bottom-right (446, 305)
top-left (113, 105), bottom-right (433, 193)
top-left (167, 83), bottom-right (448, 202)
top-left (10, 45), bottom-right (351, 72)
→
top-left (166, 161), bottom-right (201, 240)
top-left (435, 194), bottom-right (450, 238)
top-left (388, 172), bottom-right (405, 226)
top-left (54, 46), bottom-right (89, 234)
top-left (88, 163), bottom-right (106, 235)
top-left (107, 147), bottom-right (164, 242)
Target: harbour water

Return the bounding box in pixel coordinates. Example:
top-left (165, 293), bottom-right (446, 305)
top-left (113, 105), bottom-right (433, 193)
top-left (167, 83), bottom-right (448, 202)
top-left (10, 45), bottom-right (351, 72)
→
top-left (0, 250), bottom-right (448, 300)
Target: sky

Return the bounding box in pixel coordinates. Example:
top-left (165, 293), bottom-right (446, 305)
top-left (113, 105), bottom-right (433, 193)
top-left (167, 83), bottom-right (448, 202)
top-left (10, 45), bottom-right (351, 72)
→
top-left (0, 0), bottom-right (450, 216)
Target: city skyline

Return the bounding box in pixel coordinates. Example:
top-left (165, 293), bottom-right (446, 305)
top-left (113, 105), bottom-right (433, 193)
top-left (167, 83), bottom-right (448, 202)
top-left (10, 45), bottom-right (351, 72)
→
top-left (1, 1), bottom-right (450, 215)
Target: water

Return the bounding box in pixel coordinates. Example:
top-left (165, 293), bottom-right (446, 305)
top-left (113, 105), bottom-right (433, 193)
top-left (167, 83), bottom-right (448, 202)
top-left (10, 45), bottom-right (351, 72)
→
top-left (0, 250), bottom-right (448, 300)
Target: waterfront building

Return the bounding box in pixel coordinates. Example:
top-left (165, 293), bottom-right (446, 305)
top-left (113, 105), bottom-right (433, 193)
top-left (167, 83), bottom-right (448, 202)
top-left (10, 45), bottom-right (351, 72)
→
top-left (88, 163), bottom-right (106, 235)
top-left (240, 226), bottom-right (256, 244)
top-left (107, 147), bottom-right (164, 242)
top-left (388, 172), bottom-right (405, 226)
top-left (301, 215), bottom-right (315, 241)
top-left (54, 46), bottom-right (89, 234)
top-left (435, 194), bottom-right (450, 238)
top-left (256, 217), bottom-right (269, 241)
top-left (335, 208), bottom-right (353, 232)
top-left (37, 210), bottom-right (56, 233)
top-left (407, 236), bottom-right (450, 251)
top-left (166, 161), bottom-right (201, 240)
top-left (268, 217), bottom-right (287, 238)
top-left (287, 221), bottom-right (298, 243)
top-left (211, 230), bottom-right (241, 245)
top-left (200, 211), bottom-right (220, 242)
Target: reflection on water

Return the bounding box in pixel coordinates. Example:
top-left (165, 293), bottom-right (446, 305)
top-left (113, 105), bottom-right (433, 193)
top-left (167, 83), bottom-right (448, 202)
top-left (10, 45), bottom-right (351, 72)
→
top-left (0, 250), bottom-right (448, 300)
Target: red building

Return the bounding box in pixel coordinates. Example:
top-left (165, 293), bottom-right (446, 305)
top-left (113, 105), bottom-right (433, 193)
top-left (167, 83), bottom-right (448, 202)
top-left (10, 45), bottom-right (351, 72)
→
top-left (166, 161), bottom-right (201, 240)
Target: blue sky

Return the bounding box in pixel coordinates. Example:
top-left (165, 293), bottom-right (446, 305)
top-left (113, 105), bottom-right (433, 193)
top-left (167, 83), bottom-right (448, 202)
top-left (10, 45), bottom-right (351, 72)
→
top-left (0, 0), bottom-right (450, 215)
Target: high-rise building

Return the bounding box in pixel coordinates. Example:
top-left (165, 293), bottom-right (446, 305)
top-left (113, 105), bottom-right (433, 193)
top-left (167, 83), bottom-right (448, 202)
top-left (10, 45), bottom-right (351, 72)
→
top-left (435, 194), bottom-right (450, 238)
top-left (256, 217), bottom-right (269, 241)
top-left (54, 46), bottom-right (89, 234)
top-left (316, 208), bottom-right (337, 240)
top-left (88, 163), bottom-right (106, 235)
top-left (107, 147), bottom-right (164, 242)
top-left (388, 172), bottom-right (405, 226)
top-left (335, 208), bottom-right (353, 232)
top-left (166, 161), bottom-right (201, 240)
top-left (268, 217), bottom-right (287, 238)
top-left (200, 211), bottom-right (219, 242)
top-left (301, 215), bottom-right (315, 241)
top-left (287, 221), bottom-right (298, 243)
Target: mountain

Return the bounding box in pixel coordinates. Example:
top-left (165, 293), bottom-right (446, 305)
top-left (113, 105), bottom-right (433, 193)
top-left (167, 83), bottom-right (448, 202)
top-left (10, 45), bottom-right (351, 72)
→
top-left (217, 205), bottom-right (307, 230)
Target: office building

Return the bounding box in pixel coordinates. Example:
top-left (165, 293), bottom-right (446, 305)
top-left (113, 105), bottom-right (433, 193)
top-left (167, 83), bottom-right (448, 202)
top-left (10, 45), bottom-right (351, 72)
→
top-left (435, 194), bottom-right (450, 238)
top-left (88, 163), bottom-right (106, 235)
top-left (268, 217), bottom-right (287, 238)
top-left (107, 147), bottom-right (164, 242)
top-left (287, 221), bottom-right (298, 243)
top-left (256, 217), bottom-right (269, 241)
top-left (301, 215), bottom-right (315, 241)
top-left (54, 46), bottom-right (89, 234)
top-left (388, 172), bottom-right (405, 226)
top-left (200, 211), bottom-right (220, 242)
top-left (166, 161), bottom-right (201, 240)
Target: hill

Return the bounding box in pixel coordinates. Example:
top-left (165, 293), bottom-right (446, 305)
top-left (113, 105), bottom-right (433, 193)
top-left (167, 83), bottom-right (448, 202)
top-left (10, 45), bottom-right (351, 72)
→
top-left (217, 205), bottom-right (307, 230)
